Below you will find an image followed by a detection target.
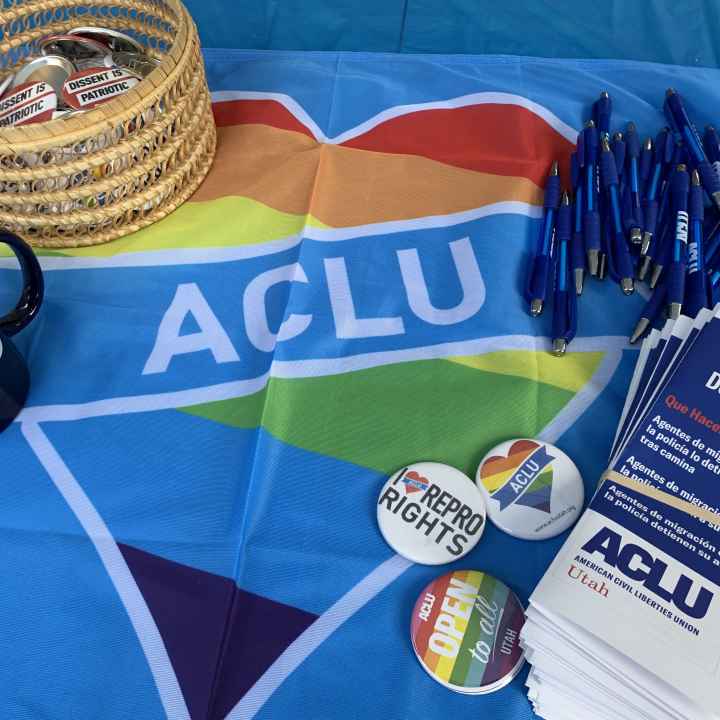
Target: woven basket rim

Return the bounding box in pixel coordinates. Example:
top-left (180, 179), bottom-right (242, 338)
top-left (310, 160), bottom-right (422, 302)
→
top-left (0, 0), bottom-right (192, 150)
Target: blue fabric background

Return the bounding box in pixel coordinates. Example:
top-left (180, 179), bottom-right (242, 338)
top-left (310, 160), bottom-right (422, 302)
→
top-left (185, 0), bottom-right (720, 67)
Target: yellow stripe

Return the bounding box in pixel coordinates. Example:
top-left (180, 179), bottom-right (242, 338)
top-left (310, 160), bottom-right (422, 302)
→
top-left (432, 570), bottom-right (479, 682)
top-left (2, 197), bottom-right (330, 258)
top-left (448, 350), bottom-right (604, 394)
top-left (480, 466), bottom-right (516, 493)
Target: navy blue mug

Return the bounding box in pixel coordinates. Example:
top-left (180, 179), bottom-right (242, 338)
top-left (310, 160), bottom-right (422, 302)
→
top-left (0, 232), bottom-right (43, 432)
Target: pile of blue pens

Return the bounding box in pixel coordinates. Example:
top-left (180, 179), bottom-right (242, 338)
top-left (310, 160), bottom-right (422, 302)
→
top-left (525, 88), bottom-right (720, 356)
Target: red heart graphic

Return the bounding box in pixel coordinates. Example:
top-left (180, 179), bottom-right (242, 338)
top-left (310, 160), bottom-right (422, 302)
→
top-left (403, 470), bottom-right (429, 494)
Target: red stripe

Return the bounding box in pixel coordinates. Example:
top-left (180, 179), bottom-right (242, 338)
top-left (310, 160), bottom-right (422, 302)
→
top-left (212, 99), bottom-right (315, 138)
top-left (341, 104), bottom-right (574, 187)
top-left (211, 99), bottom-right (575, 186)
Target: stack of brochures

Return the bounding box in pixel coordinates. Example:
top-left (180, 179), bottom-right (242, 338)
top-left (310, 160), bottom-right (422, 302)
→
top-left (521, 307), bottom-right (720, 720)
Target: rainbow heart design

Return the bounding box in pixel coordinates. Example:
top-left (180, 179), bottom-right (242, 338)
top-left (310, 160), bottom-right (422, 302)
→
top-left (480, 440), bottom-right (554, 513)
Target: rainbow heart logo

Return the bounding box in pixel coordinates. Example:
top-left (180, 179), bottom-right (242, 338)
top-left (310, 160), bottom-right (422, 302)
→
top-left (480, 440), bottom-right (554, 513)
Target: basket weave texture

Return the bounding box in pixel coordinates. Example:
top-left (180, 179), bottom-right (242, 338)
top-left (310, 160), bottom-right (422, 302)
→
top-left (0, 0), bottom-right (216, 247)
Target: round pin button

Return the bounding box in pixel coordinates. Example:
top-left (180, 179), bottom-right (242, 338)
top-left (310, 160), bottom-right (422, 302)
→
top-left (476, 438), bottom-right (584, 540)
top-left (0, 71), bottom-right (14, 99)
top-left (376, 462), bottom-right (486, 565)
top-left (0, 81), bottom-right (57, 127)
top-left (410, 570), bottom-right (526, 694)
top-left (68, 26), bottom-right (146, 55)
top-left (104, 50), bottom-right (160, 77)
top-left (40, 34), bottom-right (109, 62)
top-left (12, 55), bottom-right (74, 102)
top-left (62, 66), bottom-right (140, 110)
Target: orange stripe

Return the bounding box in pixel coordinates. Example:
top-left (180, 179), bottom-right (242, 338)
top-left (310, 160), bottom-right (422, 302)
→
top-left (481, 445), bottom-right (536, 477)
top-left (190, 124), bottom-right (320, 215)
top-left (191, 124), bottom-right (542, 223)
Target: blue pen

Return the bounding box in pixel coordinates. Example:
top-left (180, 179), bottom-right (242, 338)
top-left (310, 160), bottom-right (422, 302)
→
top-left (594, 93), bottom-right (611, 278)
top-left (624, 122), bottom-right (644, 245)
top-left (570, 151), bottom-right (585, 295)
top-left (684, 170), bottom-right (708, 317)
top-left (704, 220), bottom-right (720, 271)
top-left (600, 135), bottom-right (635, 294)
top-left (526, 160), bottom-right (561, 316)
top-left (640, 136), bottom-right (653, 196)
top-left (640, 128), bottom-right (670, 264)
top-left (703, 125), bottom-right (720, 186)
top-left (611, 131), bottom-right (626, 186)
top-left (709, 268), bottom-right (720, 306)
top-left (649, 142), bottom-right (685, 288)
top-left (582, 120), bottom-right (600, 275)
top-left (630, 283), bottom-right (668, 343)
top-left (666, 164), bottom-right (690, 319)
top-left (593, 91), bottom-right (612, 141)
top-left (552, 191), bottom-right (577, 355)
top-left (664, 88), bottom-right (720, 211)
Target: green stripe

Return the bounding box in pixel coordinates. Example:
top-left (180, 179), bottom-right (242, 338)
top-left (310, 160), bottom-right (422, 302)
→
top-left (449, 572), bottom-right (496, 687)
top-left (525, 468), bottom-right (553, 493)
top-left (180, 359), bottom-right (575, 476)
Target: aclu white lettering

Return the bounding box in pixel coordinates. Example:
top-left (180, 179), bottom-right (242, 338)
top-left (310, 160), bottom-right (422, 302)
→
top-left (143, 237), bottom-right (485, 374)
top-left (675, 210), bottom-right (689, 246)
top-left (581, 526), bottom-right (713, 619)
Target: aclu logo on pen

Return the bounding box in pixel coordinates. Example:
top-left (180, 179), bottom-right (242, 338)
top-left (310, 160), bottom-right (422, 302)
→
top-left (479, 440), bottom-right (555, 513)
top-left (582, 526), bottom-right (714, 619)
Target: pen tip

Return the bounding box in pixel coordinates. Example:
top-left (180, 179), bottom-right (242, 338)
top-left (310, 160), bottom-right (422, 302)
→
top-left (550, 160), bottom-right (559, 175)
top-left (649, 264), bottom-right (663, 289)
top-left (600, 91), bottom-right (610, 99)
top-left (585, 119), bottom-right (595, 129)
top-left (598, 253), bottom-right (607, 280)
top-left (637, 255), bottom-right (652, 281)
top-left (601, 135), bottom-right (610, 152)
top-left (640, 233), bottom-right (652, 256)
top-left (613, 131), bottom-right (623, 141)
top-left (587, 250), bottom-right (599, 276)
top-left (630, 318), bottom-right (649, 344)
top-left (630, 227), bottom-right (642, 245)
top-left (530, 299), bottom-right (543, 317)
top-left (627, 121), bottom-right (636, 133)
top-left (707, 124), bottom-right (716, 132)
top-left (561, 190), bottom-right (570, 205)
top-left (692, 169), bottom-right (701, 185)
top-left (677, 163), bottom-right (687, 173)
top-left (644, 137), bottom-right (653, 150)
top-left (621, 277), bottom-right (635, 295)
top-left (666, 87), bottom-right (676, 97)
top-left (574, 268), bottom-right (584, 295)
top-left (552, 338), bottom-right (567, 357)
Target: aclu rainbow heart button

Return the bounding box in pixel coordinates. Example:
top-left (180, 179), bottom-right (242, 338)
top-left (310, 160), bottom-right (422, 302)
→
top-left (475, 438), bottom-right (584, 540)
top-left (410, 569), bottom-right (526, 694)
top-left (377, 462), bottom-right (486, 565)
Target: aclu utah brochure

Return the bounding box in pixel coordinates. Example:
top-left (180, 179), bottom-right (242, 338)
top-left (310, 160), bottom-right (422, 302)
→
top-left (525, 314), bottom-right (720, 717)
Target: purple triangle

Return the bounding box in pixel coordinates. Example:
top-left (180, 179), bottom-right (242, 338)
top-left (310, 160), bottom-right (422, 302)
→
top-left (515, 483), bottom-right (552, 513)
top-left (119, 544), bottom-right (318, 720)
top-left (208, 582), bottom-right (318, 719)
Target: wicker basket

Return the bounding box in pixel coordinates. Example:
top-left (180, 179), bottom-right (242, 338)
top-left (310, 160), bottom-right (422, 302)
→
top-left (0, 0), bottom-right (216, 247)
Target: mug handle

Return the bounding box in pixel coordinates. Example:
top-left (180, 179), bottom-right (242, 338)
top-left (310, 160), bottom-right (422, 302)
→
top-left (0, 231), bottom-right (44, 337)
